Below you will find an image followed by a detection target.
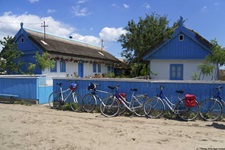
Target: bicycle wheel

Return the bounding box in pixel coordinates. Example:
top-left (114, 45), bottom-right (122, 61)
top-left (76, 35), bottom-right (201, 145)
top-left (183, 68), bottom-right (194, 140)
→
top-left (175, 99), bottom-right (199, 121)
top-left (82, 94), bottom-right (97, 113)
top-left (144, 97), bottom-right (164, 118)
top-left (100, 96), bottom-right (120, 117)
top-left (70, 93), bottom-right (83, 112)
top-left (48, 92), bottom-right (61, 109)
top-left (131, 96), bottom-right (148, 117)
top-left (118, 104), bottom-right (127, 116)
top-left (199, 98), bottom-right (223, 121)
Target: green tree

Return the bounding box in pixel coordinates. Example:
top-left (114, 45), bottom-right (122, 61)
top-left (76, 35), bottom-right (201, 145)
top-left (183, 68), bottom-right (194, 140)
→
top-left (27, 63), bottom-right (36, 75)
top-left (0, 36), bottom-right (23, 74)
top-left (35, 52), bottom-right (55, 70)
top-left (197, 61), bottom-right (214, 80)
top-left (206, 39), bottom-right (225, 80)
top-left (118, 13), bottom-right (178, 77)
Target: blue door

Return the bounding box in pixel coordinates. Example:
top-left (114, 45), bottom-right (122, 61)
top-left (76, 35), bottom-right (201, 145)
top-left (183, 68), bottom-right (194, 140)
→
top-left (170, 64), bottom-right (183, 80)
top-left (78, 63), bottom-right (84, 78)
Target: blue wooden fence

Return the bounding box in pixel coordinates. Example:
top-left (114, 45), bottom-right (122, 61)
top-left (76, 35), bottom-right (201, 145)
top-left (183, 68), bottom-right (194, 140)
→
top-left (0, 75), bottom-right (52, 104)
top-left (1, 76), bottom-right (225, 109)
top-left (53, 78), bottom-right (225, 104)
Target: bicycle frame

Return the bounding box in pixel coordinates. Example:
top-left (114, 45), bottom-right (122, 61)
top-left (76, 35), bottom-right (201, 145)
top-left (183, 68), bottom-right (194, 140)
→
top-left (212, 86), bottom-right (225, 107)
top-left (90, 88), bottom-right (112, 104)
top-left (158, 88), bottom-right (183, 113)
top-left (115, 91), bottom-right (143, 112)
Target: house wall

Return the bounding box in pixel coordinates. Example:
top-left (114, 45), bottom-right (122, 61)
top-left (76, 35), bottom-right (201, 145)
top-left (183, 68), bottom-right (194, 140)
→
top-left (42, 61), bottom-right (110, 78)
top-left (150, 59), bottom-right (213, 80)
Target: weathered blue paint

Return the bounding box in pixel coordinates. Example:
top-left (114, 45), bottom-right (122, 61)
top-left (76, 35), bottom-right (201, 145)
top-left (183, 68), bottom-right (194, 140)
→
top-left (13, 25), bottom-right (43, 74)
top-left (38, 85), bottom-right (53, 104)
top-left (1, 76), bottom-right (225, 113)
top-left (0, 77), bottom-right (38, 100)
top-left (143, 17), bottom-right (212, 61)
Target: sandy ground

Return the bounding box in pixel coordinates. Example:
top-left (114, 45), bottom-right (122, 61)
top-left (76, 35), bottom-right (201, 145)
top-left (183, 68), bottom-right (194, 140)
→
top-left (0, 103), bottom-right (225, 150)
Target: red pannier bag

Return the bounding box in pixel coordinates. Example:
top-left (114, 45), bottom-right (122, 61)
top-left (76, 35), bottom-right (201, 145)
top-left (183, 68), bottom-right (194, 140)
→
top-left (185, 94), bottom-right (196, 107)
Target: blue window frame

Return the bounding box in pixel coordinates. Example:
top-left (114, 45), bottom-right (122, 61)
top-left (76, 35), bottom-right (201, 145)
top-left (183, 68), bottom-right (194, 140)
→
top-left (60, 60), bottom-right (66, 72)
top-left (170, 64), bottom-right (183, 80)
top-left (98, 64), bottom-right (101, 73)
top-left (51, 61), bottom-right (57, 72)
top-left (93, 63), bottom-right (96, 72)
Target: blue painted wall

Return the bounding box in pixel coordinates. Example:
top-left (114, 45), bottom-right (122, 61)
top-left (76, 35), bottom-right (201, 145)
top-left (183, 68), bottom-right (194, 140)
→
top-left (0, 76), bottom-right (52, 104)
top-left (0, 77), bottom-right (38, 99)
top-left (52, 78), bottom-right (225, 106)
top-left (1, 76), bottom-right (225, 113)
top-left (149, 33), bottom-right (210, 60)
top-left (13, 28), bottom-right (43, 74)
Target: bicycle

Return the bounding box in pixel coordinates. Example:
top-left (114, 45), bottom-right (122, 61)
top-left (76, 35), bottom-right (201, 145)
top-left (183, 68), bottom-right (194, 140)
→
top-left (82, 82), bottom-right (120, 117)
top-left (143, 85), bottom-right (199, 121)
top-left (48, 81), bottom-right (83, 112)
top-left (199, 86), bottom-right (224, 121)
top-left (100, 84), bottom-right (149, 117)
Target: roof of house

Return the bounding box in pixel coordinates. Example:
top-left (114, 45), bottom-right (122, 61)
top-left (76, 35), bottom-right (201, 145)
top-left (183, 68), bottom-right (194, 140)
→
top-left (23, 28), bottom-right (120, 63)
top-left (143, 17), bottom-right (213, 60)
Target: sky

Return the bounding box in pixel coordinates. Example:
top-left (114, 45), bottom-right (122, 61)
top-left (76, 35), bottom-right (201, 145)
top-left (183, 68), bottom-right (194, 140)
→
top-left (0, 0), bottom-right (225, 58)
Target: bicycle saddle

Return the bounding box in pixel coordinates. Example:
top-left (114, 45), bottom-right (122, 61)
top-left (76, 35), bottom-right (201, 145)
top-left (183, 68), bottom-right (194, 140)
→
top-left (108, 86), bottom-right (116, 90)
top-left (130, 88), bottom-right (138, 92)
top-left (176, 90), bottom-right (184, 94)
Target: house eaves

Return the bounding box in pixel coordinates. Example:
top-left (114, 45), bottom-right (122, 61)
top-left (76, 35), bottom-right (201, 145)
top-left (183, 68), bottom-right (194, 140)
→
top-left (143, 17), bottom-right (212, 60)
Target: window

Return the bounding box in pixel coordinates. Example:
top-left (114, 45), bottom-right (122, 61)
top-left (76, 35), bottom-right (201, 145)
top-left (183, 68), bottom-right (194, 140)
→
top-left (98, 64), bottom-right (101, 73)
top-left (60, 60), bottom-right (66, 72)
top-left (170, 64), bottom-right (183, 80)
top-left (179, 34), bottom-right (184, 41)
top-left (51, 61), bottom-right (57, 72)
top-left (21, 37), bottom-right (24, 43)
top-left (107, 66), bottom-right (111, 73)
top-left (93, 63), bottom-right (96, 72)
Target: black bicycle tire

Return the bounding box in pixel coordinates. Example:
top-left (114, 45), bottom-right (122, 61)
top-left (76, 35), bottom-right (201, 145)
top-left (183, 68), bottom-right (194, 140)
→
top-left (175, 99), bottom-right (199, 121)
top-left (144, 97), bottom-right (165, 118)
top-left (199, 98), bottom-right (223, 121)
top-left (82, 94), bottom-right (97, 113)
top-left (48, 92), bottom-right (61, 109)
top-left (131, 95), bottom-right (148, 117)
top-left (100, 96), bottom-right (120, 117)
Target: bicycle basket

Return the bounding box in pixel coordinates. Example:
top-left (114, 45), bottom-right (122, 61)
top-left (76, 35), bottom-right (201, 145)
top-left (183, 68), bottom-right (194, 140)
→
top-left (185, 94), bottom-right (196, 107)
top-left (88, 83), bottom-right (96, 90)
top-left (70, 82), bottom-right (77, 91)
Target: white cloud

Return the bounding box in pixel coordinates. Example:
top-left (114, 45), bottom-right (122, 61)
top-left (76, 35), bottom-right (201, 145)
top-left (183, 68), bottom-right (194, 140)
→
top-left (99, 27), bottom-right (127, 42)
top-left (0, 12), bottom-right (126, 53)
top-left (28, 0), bottom-right (39, 3)
top-left (0, 12), bottom-right (75, 50)
top-left (70, 33), bottom-right (100, 45)
top-left (77, 0), bottom-right (88, 4)
top-left (71, 5), bottom-right (90, 17)
top-left (123, 4), bottom-right (129, 9)
top-left (144, 3), bottom-right (151, 9)
top-left (201, 6), bottom-right (208, 13)
top-left (47, 9), bottom-right (56, 14)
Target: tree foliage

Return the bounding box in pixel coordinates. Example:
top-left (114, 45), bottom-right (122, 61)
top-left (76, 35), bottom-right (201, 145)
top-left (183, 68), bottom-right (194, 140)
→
top-left (0, 36), bottom-right (23, 74)
top-left (205, 39), bottom-right (225, 80)
top-left (35, 52), bottom-right (55, 70)
top-left (118, 13), bottom-right (178, 77)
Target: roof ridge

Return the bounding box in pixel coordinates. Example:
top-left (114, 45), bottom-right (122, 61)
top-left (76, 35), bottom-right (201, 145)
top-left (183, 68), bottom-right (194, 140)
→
top-left (24, 28), bottom-right (105, 51)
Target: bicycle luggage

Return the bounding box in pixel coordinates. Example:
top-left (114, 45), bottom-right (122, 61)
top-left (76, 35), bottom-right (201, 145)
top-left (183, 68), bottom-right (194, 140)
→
top-left (70, 82), bottom-right (77, 91)
top-left (185, 94), bottom-right (196, 107)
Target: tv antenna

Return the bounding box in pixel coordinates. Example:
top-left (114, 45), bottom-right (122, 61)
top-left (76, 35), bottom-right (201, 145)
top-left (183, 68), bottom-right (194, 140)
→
top-left (41, 21), bottom-right (48, 40)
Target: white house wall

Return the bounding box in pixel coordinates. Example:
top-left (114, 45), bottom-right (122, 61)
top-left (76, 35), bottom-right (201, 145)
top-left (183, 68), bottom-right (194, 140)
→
top-left (150, 59), bottom-right (213, 80)
top-left (42, 61), bottom-right (109, 77)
